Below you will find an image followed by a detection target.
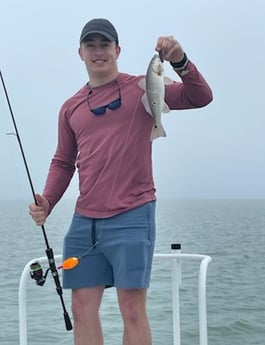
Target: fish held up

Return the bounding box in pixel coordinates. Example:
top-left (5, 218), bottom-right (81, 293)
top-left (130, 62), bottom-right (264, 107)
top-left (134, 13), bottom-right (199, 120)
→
top-left (139, 54), bottom-right (172, 140)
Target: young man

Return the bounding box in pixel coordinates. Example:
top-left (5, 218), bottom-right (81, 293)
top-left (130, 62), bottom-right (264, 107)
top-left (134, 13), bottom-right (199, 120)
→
top-left (29, 18), bottom-right (212, 345)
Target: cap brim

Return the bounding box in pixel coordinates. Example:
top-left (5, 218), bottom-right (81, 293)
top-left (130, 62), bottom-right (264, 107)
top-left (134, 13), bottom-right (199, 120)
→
top-left (80, 31), bottom-right (115, 42)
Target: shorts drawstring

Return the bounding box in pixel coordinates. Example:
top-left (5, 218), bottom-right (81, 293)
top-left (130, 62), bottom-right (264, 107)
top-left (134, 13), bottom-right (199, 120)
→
top-left (91, 219), bottom-right (98, 250)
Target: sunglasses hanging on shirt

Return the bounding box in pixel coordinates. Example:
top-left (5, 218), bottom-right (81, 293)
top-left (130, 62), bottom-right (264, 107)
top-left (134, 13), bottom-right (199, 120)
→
top-left (87, 80), bottom-right (121, 116)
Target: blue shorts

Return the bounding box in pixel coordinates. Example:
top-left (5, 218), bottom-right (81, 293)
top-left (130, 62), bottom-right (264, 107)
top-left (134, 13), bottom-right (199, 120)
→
top-left (62, 201), bottom-right (156, 289)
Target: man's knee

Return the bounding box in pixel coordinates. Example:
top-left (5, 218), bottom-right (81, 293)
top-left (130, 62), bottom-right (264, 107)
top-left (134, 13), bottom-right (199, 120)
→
top-left (72, 287), bottom-right (104, 320)
top-left (117, 289), bottom-right (148, 324)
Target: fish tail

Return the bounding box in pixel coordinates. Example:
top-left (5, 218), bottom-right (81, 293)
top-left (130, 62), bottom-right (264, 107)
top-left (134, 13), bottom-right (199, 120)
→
top-left (150, 125), bottom-right (167, 141)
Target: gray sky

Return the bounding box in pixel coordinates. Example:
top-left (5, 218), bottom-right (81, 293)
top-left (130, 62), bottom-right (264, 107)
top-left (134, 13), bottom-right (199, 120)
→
top-left (1, 0), bottom-right (265, 200)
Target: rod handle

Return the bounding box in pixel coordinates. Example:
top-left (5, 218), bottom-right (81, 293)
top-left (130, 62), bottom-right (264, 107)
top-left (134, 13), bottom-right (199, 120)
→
top-left (64, 312), bottom-right (73, 330)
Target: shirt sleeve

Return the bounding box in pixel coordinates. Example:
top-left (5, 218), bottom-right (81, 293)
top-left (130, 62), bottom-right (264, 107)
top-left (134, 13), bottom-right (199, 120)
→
top-left (43, 103), bottom-right (77, 213)
top-left (165, 61), bottom-right (213, 109)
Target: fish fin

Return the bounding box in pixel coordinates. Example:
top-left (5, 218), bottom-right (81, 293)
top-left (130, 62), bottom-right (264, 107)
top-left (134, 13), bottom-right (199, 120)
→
top-left (164, 76), bottom-right (174, 85)
top-left (138, 77), bottom-right (146, 90)
top-left (150, 125), bottom-right (167, 141)
top-left (141, 93), bottom-right (152, 115)
top-left (162, 101), bottom-right (170, 113)
top-left (163, 76), bottom-right (172, 113)
top-left (139, 78), bottom-right (154, 115)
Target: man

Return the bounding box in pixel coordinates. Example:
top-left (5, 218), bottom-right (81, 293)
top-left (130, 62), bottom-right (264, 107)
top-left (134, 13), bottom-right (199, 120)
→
top-left (29, 18), bottom-right (212, 345)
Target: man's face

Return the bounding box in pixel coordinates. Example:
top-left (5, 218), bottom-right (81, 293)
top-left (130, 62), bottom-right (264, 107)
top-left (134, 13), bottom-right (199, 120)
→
top-left (79, 33), bottom-right (120, 77)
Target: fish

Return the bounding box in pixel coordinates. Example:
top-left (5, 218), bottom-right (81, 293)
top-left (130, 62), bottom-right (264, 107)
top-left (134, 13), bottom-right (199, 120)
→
top-left (139, 53), bottom-right (172, 140)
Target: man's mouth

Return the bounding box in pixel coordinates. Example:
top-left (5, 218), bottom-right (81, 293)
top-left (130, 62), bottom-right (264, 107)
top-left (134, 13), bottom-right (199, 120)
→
top-left (93, 59), bottom-right (106, 64)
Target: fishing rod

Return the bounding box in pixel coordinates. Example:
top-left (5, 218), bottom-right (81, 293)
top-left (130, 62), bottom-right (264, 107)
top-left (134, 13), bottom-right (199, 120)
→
top-left (0, 69), bottom-right (72, 331)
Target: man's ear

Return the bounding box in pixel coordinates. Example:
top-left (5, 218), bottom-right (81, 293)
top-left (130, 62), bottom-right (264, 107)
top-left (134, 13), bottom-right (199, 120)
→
top-left (116, 45), bottom-right (121, 59)
top-left (78, 47), bottom-right (84, 61)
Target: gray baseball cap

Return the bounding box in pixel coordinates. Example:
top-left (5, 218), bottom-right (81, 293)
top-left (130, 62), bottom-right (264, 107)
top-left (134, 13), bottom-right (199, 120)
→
top-left (80, 18), bottom-right (119, 44)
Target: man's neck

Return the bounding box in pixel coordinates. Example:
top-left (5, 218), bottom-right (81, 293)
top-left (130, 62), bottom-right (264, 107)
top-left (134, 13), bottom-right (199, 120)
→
top-left (88, 70), bottom-right (119, 88)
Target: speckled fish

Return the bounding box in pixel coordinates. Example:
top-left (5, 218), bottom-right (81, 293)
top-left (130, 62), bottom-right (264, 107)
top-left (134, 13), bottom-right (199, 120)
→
top-left (139, 54), bottom-right (172, 140)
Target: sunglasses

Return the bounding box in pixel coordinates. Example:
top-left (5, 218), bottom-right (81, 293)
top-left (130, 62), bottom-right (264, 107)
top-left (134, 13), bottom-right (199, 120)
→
top-left (87, 80), bottom-right (121, 116)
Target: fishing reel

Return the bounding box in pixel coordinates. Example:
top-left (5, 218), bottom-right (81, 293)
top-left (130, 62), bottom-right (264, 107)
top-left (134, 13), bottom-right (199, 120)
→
top-left (30, 262), bottom-right (50, 286)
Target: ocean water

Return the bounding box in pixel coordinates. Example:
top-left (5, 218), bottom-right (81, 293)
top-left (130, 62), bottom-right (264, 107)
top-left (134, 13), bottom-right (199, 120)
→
top-left (0, 199), bottom-right (264, 345)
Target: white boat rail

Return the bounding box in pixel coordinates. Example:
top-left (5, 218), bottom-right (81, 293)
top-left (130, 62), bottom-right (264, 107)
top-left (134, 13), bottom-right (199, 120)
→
top-left (19, 249), bottom-right (211, 345)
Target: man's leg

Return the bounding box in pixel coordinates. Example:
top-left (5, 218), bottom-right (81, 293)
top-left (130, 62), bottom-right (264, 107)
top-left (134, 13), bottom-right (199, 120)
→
top-left (72, 286), bottom-right (105, 345)
top-left (117, 288), bottom-right (152, 345)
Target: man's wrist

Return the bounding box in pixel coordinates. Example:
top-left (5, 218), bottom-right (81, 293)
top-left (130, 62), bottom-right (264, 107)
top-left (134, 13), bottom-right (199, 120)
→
top-left (170, 53), bottom-right (190, 76)
top-left (170, 53), bottom-right (188, 69)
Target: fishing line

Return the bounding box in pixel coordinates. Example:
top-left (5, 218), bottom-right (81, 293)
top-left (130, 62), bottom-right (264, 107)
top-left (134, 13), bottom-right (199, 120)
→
top-left (0, 69), bottom-right (72, 331)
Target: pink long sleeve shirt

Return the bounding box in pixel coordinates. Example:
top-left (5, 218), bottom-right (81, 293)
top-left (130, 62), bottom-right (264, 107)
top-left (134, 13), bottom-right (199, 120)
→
top-left (43, 61), bottom-right (212, 218)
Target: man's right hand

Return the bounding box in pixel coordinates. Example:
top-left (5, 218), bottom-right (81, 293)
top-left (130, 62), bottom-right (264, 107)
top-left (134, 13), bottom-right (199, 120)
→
top-left (29, 194), bottom-right (50, 226)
